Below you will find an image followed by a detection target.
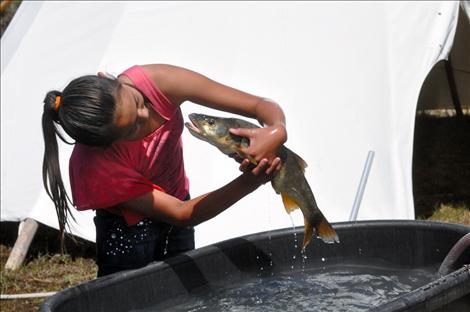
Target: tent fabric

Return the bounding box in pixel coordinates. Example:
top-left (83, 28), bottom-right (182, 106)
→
top-left (462, 1), bottom-right (470, 22)
top-left (1, 1), bottom-right (461, 247)
top-left (418, 4), bottom-right (470, 113)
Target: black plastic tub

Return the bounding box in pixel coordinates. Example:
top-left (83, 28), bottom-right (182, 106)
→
top-left (40, 220), bottom-right (470, 312)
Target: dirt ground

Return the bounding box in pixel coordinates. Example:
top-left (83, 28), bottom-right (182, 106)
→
top-left (1, 222), bottom-right (96, 312)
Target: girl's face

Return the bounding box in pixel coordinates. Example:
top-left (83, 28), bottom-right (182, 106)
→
top-left (113, 82), bottom-right (150, 142)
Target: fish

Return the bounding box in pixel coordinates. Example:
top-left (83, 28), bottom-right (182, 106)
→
top-left (185, 113), bottom-right (339, 249)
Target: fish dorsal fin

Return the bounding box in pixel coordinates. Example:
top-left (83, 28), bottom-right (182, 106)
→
top-left (291, 150), bottom-right (308, 173)
top-left (281, 193), bottom-right (300, 214)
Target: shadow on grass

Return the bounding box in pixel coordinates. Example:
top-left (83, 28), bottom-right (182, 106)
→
top-left (0, 221), bottom-right (95, 262)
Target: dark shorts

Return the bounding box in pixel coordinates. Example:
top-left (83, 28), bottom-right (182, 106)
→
top-left (94, 197), bottom-right (194, 277)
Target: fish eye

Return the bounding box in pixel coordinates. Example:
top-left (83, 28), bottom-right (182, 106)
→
top-left (208, 119), bottom-right (215, 126)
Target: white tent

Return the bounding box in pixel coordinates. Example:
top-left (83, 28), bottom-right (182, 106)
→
top-left (1, 1), bottom-right (468, 247)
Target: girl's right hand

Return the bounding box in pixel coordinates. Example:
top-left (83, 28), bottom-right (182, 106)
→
top-left (239, 157), bottom-right (281, 185)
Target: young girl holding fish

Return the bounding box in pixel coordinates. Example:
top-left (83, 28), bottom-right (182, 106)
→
top-left (41, 64), bottom-right (287, 277)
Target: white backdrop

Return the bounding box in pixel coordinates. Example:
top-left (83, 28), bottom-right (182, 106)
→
top-left (1, 1), bottom-right (460, 247)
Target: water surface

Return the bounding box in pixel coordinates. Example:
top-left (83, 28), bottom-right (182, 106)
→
top-left (138, 263), bottom-right (436, 312)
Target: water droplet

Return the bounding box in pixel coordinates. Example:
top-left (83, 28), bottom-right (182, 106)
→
top-left (163, 226), bottom-right (173, 256)
top-left (289, 215), bottom-right (296, 229)
top-left (321, 257), bottom-right (326, 262)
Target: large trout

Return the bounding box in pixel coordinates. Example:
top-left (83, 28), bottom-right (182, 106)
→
top-left (185, 113), bottom-right (339, 249)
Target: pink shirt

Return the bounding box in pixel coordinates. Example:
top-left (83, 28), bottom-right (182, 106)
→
top-left (69, 65), bottom-right (189, 225)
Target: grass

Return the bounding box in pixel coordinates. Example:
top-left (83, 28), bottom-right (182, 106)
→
top-left (0, 222), bottom-right (96, 312)
top-left (0, 246), bottom-right (96, 311)
top-left (426, 203), bottom-right (470, 225)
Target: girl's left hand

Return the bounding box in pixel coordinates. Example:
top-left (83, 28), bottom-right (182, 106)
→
top-left (229, 124), bottom-right (286, 175)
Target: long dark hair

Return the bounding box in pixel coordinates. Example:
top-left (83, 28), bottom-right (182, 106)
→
top-left (42, 75), bottom-right (120, 248)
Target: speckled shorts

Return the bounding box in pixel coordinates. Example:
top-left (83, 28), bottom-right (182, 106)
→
top-left (94, 202), bottom-right (194, 277)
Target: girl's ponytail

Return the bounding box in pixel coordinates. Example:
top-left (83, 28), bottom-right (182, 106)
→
top-left (42, 90), bottom-right (75, 251)
top-left (41, 75), bottom-right (120, 250)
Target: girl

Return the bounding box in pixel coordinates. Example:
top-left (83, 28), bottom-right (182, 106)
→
top-left (42, 64), bottom-right (287, 277)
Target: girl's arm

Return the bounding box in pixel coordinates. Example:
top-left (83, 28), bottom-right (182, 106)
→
top-left (121, 161), bottom-right (270, 227)
top-left (142, 64), bottom-right (287, 173)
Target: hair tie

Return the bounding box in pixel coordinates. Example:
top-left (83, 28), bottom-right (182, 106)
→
top-left (54, 95), bottom-right (61, 112)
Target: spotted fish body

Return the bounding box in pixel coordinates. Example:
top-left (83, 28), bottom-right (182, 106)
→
top-left (185, 113), bottom-right (339, 248)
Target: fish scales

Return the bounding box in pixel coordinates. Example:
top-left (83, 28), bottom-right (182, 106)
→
top-left (185, 113), bottom-right (339, 248)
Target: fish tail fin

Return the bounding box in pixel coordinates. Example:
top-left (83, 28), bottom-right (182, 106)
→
top-left (281, 193), bottom-right (299, 214)
top-left (301, 216), bottom-right (340, 250)
top-left (316, 217), bottom-right (340, 245)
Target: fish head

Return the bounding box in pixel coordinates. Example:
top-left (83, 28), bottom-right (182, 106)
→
top-left (185, 113), bottom-right (243, 155)
top-left (186, 113), bottom-right (230, 141)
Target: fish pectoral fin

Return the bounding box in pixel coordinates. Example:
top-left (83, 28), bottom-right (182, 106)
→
top-left (281, 193), bottom-right (300, 214)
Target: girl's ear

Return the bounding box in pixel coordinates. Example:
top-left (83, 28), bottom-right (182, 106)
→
top-left (137, 104), bottom-right (150, 119)
top-left (98, 72), bottom-right (117, 79)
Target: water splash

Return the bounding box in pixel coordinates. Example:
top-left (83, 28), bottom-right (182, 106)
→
top-left (163, 226), bottom-right (173, 256)
top-left (287, 214), bottom-right (298, 272)
top-left (301, 249), bottom-right (308, 272)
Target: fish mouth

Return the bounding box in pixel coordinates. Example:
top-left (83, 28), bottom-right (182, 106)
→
top-left (185, 120), bottom-right (200, 134)
top-left (185, 114), bottom-right (203, 136)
